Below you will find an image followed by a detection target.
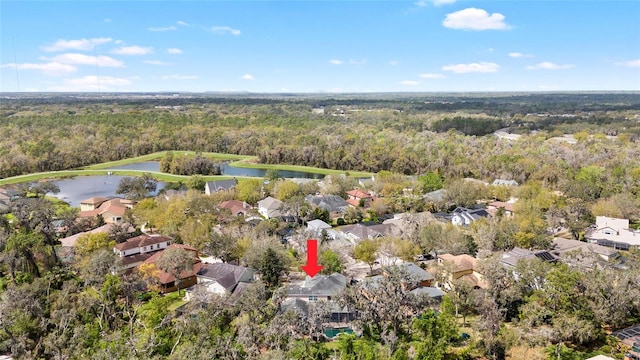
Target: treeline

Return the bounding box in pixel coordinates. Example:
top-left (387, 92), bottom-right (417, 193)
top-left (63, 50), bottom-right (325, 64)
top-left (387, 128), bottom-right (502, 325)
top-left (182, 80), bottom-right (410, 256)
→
top-left (159, 152), bottom-right (221, 176)
top-left (0, 96), bottom-right (639, 184)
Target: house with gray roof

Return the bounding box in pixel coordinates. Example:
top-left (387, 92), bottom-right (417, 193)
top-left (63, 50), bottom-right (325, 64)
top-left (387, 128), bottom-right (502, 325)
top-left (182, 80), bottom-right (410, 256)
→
top-left (286, 273), bottom-right (347, 302)
top-left (305, 194), bottom-right (349, 217)
top-left (585, 216), bottom-right (640, 249)
top-left (339, 222), bottom-right (395, 243)
top-left (500, 247), bottom-right (557, 268)
top-left (257, 196), bottom-right (284, 219)
top-left (196, 263), bottom-right (255, 295)
top-left (451, 207), bottom-right (490, 226)
top-left (205, 179), bottom-right (238, 195)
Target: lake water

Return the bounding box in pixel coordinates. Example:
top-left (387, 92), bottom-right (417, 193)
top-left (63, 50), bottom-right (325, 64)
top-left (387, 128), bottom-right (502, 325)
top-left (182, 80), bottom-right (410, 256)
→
top-left (51, 161), bottom-right (324, 207)
top-left (51, 175), bottom-right (167, 207)
top-left (109, 161), bottom-right (325, 179)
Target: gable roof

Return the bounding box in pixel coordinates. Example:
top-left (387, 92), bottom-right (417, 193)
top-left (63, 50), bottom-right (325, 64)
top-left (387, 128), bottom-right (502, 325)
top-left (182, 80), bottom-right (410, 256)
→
top-left (79, 197), bottom-right (134, 218)
top-left (438, 253), bottom-right (478, 272)
top-left (340, 222), bottom-right (394, 240)
top-left (397, 262), bottom-right (434, 282)
top-left (80, 196), bottom-right (111, 206)
top-left (258, 196), bottom-right (283, 210)
top-left (346, 189), bottom-right (372, 199)
top-left (500, 247), bottom-right (557, 267)
top-left (143, 244), bottom-right (201, 284)
top-left (114, 234), bottom-right (172, 251)
top-left (219, 200), bottom-right (251, 215)
top-left (305, 194), bottom-right (349, 213)
top-left (307, 219), bottom-right (332, 231)
top-left (287, 273), bottom-right (347, 297)
top-left (206, 179), bottom-right (238, 193)
top-left (197, 263), bottom-right (255, 292)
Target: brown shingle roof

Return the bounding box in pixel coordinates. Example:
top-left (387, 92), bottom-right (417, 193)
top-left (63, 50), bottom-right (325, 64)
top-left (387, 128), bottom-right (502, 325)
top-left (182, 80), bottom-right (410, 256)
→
top-left (114, 234), bottom-right (172, 251)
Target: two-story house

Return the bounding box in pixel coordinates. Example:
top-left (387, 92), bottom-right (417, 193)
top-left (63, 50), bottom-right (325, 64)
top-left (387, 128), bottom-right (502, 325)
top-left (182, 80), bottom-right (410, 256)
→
top-left (113, 234), bottom-right (172, 270)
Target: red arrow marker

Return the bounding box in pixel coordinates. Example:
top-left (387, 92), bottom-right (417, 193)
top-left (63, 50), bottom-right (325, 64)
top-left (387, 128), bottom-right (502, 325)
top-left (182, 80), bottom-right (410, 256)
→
top-left (301, 239), bottom-right (323, 278)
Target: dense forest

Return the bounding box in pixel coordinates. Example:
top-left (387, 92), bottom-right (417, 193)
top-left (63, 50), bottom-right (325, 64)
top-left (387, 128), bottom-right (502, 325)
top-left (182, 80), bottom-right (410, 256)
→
top-left (1, 92), bottom-right (640, 360)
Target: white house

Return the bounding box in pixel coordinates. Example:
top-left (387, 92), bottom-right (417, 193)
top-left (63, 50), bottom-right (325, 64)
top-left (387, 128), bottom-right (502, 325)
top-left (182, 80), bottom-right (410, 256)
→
top-left (585, 216), bottom-right (640, 248)
top-left (307, 219), bottom-right (332, 237)
top-left (113, 234), bottom-right (172, 270)
top-left (451, 207), bottom-right (490, 226)
top-left (257, 196), bottom-right (284, 219)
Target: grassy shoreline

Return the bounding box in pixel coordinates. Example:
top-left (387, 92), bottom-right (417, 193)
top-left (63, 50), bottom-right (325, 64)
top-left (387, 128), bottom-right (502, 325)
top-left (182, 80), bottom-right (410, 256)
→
top-left (0, 151), bottom-right (373, 185)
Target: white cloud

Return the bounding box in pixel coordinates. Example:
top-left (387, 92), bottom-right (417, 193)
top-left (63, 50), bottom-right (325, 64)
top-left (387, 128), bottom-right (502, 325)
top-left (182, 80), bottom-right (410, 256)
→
top-left (241, 74), bottom-right (255, 80)
top-left (162, 74), bottom-right (198, 80)
top-left (443, 8), bottom-right (510, 30)
top-left (349, 59), bottom-right (367, 65)
top-left (144, 60), bottom-right (173, 66)
top-left (401, 80), bottom-right (420, 86)
top-left (509, 52), bottom-right (533, 58)
top-left (442, 62), bottom-right (500, 73)
top-left (149, 25), bottom-right (177, 32)
top-left (49, 75), bottom-right (131, 91)
top-left (389, 60), bottom-right (400, 66)
top-left (419, 73), bottom-right (446, 79)
top-left (615, 59), bottom-right (640, 67)
top-left (111, 46), bottom-right (153, 55)
top-left (329, 59), bottom-right (343, 65)
top-left (211, 26), bottom-right (241, 36)
top-left (167, 48), bottom-right (183, 54)
top-left (42, 37), bottom-right (113, 52)
top-left (526, 61), bottom-right (575, 70)
top-left (46, 53), bottom-right (124, 67)
top-left (414, 1), bottom-right (429, 7)
top-left (1, 62), bottom-right (77, 76)
top-left (177, 20), bottom-right (191, 27)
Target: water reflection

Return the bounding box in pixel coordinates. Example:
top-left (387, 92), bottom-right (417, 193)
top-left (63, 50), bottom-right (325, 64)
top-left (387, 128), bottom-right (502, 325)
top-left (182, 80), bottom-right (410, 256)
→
top-left (108, 161), bottom-right (325, 179)
top-left (51, 175), bottom-right (166, 207)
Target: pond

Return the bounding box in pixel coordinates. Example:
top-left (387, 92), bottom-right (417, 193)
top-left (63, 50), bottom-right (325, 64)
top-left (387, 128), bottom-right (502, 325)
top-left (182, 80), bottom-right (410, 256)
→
top-left (51, 175), bottom-right (167, 207)
top-left (108, 161), bottom-right (326, 179)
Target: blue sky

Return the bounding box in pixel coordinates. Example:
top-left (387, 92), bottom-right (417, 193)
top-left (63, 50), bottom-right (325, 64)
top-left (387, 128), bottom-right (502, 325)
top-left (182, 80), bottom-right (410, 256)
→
top-left (1, 1), bottom-right (639, 92)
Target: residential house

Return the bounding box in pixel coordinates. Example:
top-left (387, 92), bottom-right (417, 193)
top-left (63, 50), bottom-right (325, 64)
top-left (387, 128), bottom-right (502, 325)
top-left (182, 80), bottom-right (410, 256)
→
top-left (219, 200), bottom-right (252, 216)
top-left (395, 262), bottom-right (435, 288)
top-left (613, 323), bottom-right (640, 360)
top-left (196, 262), bottom-right (255, 295)
top-left (80, 197), bottom-right (111, 212)
top-left (113, 234), bottom-right (172, 270)
top-left (305, 194), bottom-right (349, 218)
top-left (307, 219), bottom-right (333, 238)
top-left (500, 247), bottom-right (557, 268)
top-left (257, 196), bottom-right (284, 219)
top-left (437, 254), bottom-right (487, 289)
top-left (339, 222), bottom-right (395, 243)
top-left (345, 189), bottom-right (374, 208)
top-left (142, 244), bottom-right (202, 293)
top-left (585, 216), bottom-right (640, 248)
top-left (79, 197), bottom-right (134, 225)
top-left (382, 212), bottom-right (435, 238)
top-left (487, 201), bottom-right (517, 217)
top-left (451, 207), bottom-right (490, 226)
top-left (492, 179), bottom-right (519, 186)
top-left (410, 287), bottom-right (445, 302)
top-left (205, 179), bottom-right (238, 196)
top-left (550, 237), bottom-right (620, 268)
top-left (286, 273), bottom-right (347, 302)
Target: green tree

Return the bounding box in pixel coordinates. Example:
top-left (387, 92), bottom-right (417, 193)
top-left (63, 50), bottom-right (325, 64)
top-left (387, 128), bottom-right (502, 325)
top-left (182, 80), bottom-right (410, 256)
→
top-left (259, 247), bottom-right (289, 288)
top-left (186, 174), bottom-right (206, 191)
top-left (237, 178), bottom-right (263, 204)
top-left (412, 310), bottom-right (459, 360)
top-left (319, 249), bottom-right (343, 274)
top-left (418, 171), bottom-right (444, 193)
top-left (156, 247), bottom-right (195, 294)
top-left (116, 173), bottom-right (158, 200)
top-left (75, 232), bottom-right (115, 256)
top-left (354, 239), bottom-right (378, 274)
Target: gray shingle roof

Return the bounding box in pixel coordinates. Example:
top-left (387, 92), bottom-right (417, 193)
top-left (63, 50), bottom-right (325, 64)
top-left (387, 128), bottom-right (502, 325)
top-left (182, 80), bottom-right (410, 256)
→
top-left (305, 194), bottom-right (349, 213)
top-left (287, 273), bottom-right (347, 297)
top-left (206, 179), bottom-right (238, 193)
top-left (197, 263), bottom-right (254, 292)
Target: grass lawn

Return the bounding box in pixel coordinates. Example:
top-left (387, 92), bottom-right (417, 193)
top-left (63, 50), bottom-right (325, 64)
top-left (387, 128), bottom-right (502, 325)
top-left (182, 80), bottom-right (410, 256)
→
top-left (165, 291), bottom-right (188, 311)
top-left (0, 150), bottom-right (373, 186)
